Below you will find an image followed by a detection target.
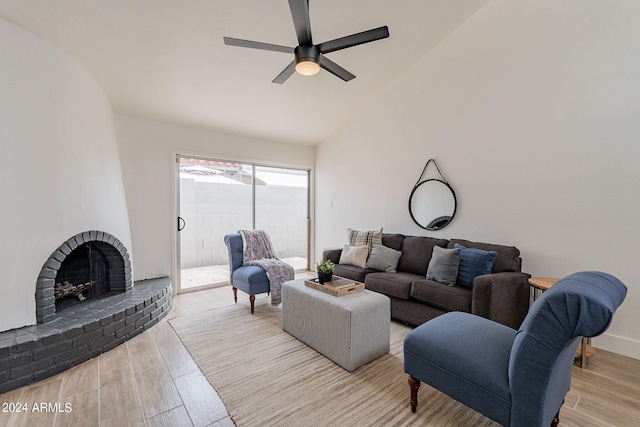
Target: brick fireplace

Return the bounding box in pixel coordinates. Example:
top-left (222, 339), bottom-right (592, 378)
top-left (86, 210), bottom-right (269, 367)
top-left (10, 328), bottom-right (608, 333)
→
top-left (0, 230), bottom-right (172, 394)
top-left (35, 230), bottom-right (133, 324)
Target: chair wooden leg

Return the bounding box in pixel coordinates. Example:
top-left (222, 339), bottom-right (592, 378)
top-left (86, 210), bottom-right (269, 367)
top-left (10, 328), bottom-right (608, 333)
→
top-left (249, 295), bottom-right (255, 314)
top-left (551, 399), bottom-right (564, 427)
top-left (408, 375), bottom-right (421, 413)
top-left (232, 287), bottom-right (238, 303)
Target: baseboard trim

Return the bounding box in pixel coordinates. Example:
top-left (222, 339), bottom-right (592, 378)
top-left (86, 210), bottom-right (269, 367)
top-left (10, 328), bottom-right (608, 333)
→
top-left (593, 332), bottom-right (640, 361)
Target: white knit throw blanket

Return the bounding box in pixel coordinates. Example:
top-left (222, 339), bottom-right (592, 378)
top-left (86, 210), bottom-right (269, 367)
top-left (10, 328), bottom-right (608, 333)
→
top-left (240, 229), bottom-right (294, 306)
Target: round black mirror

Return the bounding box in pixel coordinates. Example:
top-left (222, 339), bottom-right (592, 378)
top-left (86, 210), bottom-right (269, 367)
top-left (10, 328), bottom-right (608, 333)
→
top-left (408, 179), bottom-right (457, 230)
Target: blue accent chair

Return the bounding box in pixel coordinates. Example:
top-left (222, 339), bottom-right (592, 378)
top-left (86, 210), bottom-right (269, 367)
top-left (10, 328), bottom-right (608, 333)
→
top-left (404, 271), bottom-right (627, 427)
top-left (224, 233), bottom-right (270, 314)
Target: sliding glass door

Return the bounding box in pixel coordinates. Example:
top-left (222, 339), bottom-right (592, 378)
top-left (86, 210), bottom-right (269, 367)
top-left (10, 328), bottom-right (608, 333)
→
top-left (254, 166), bottom-right (309, 272)
top-left (177, 157), bottom-right (309, 292)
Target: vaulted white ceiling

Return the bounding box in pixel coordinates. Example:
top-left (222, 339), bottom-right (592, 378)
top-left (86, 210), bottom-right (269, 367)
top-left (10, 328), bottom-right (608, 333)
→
top-left (0, 0), bottom-right (489, 145)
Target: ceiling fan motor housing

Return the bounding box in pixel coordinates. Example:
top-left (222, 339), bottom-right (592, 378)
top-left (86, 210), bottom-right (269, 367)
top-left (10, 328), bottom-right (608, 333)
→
top-left (294, 45), bottom-right (320, 65)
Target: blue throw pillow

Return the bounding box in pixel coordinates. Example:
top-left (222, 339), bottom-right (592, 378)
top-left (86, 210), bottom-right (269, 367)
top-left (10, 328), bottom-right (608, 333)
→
top-left (454, 243), bottom-right (498, 287)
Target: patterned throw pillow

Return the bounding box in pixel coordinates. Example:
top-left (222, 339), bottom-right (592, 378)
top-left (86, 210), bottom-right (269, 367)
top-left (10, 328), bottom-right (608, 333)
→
top-left (347, 228), bottom-right (382, 253)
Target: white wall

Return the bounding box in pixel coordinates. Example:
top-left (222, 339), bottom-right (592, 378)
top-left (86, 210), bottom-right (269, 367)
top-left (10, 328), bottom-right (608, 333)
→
top-left (0, 18), bottom-right (132, 332)
top-left (114, 114), bottom-right (314, 282)
top-left (316, 0), bottom-right (640, 359)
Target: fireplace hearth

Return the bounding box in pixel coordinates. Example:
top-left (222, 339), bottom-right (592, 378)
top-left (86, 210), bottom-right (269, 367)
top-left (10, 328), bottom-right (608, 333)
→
top-left (1, 276), bottom-right (172, 394)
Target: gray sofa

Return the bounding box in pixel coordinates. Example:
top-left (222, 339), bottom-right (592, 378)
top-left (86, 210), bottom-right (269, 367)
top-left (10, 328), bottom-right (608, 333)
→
top-left (322, 234), bottom-right (530, 329)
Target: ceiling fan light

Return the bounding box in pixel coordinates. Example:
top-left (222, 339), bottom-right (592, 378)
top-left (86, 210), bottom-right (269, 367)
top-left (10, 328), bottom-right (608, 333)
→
top-left (295, 60), bottom-right (320, 76)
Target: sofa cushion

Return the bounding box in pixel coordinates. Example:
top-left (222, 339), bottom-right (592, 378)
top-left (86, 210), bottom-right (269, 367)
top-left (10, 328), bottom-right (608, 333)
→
top-left (448, 239), bottom-right (521, 273)
top-left (339, 244), bottom-right (368, 268)
top-left (322, 247), bottom-right (342, 265)
top-left (365, 272), bottom-right (422, 300)
top-left (334, 264), bottom-right (377, 283)
top-left (454, 243), bottom-right (498, 288)
top-left (381, 233), bottom-right (405, 251)
top-left (366, 244), bottom-right (402, 273)
top-left (397, 236), bottom-right (449, 276)
top-left (411, 279), bottom-right (472, 313)
top-left (426, 246), bottom-right (460, 286)
top-left (347, 228), bottom-right (382, 252)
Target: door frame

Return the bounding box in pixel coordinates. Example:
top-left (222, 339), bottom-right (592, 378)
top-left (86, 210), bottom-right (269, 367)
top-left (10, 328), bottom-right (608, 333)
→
top-left (172, 152), bottom-right (314, 294)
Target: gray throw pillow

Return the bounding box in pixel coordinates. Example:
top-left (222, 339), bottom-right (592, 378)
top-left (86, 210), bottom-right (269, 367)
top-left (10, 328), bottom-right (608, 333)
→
top-left (426, 246), bottom-right (461, 286)
top-left (366, 244), bottom-right (402, 273)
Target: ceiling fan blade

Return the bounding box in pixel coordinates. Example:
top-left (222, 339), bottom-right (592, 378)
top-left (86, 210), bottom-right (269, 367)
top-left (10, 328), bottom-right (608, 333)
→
top-left (319, 55), bottom-right (355, 82)
top-left (288, 0), bottom-right (313, 45)
top-left (272, 60), bottom-right (297, 84)
top-left (223, 37), bottom-right (294, 54)
top-left (318, 26), bottom-right (389, 54)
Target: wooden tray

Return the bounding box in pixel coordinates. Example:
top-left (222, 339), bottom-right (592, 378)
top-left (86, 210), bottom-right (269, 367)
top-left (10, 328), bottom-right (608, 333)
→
top-left (304, 276), bottom-right (365, 297)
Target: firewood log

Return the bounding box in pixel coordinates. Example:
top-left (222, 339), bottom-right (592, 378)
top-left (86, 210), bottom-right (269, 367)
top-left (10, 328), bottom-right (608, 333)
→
top-left (54, 280), bottom-right (93, 301)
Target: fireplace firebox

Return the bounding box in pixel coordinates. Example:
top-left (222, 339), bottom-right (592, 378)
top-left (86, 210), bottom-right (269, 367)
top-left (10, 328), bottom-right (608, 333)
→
top-left (36, 230), bottom-right (132, 324)
top-left (55, 242), bottom-right (115, 311)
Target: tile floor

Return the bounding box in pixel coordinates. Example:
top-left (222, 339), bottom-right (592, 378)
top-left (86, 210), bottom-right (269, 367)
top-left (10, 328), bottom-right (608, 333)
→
top-left (0, 306), bottom-right (229, 426)
top-left (0, 272), bottom-right (312, 427)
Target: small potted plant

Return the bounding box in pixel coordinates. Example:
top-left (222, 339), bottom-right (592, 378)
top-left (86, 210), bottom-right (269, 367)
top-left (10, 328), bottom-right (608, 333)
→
top-left (316, 260), bottom-right (335, 284)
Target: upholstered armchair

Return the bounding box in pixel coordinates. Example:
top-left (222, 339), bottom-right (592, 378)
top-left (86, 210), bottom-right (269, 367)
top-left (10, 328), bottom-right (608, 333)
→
top-left (403, 271), bottom-right (627, 427)
top-left (224, 233), bottom-right (270, 314)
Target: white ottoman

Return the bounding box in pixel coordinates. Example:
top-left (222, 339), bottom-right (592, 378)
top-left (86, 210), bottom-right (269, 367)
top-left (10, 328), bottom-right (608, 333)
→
top-left (282, 279), bottom-right (390, 372)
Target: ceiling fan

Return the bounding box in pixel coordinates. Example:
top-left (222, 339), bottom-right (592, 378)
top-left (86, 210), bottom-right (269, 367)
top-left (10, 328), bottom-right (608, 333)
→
top-left (223, 0), bottom-right (389, 84)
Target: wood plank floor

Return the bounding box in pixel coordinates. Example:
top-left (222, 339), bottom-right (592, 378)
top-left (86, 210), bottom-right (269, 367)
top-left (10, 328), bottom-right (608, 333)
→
top-left (0, 285), bottom-right (237, 427)
top-left (1, 278), bottom-right (639, 426)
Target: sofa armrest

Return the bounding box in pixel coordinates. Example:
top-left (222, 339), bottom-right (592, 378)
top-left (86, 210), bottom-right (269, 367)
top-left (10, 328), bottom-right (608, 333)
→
top-left (471, 272), bottom-right (531, 329)
top-left (322, 248), bottom-right (342, 265)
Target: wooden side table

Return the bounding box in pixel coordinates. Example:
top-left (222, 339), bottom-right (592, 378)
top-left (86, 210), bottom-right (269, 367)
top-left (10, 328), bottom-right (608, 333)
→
top-left (528, 277), bottom-right (595, 368)
top-left (528, 277), bottom-right (557, 300)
